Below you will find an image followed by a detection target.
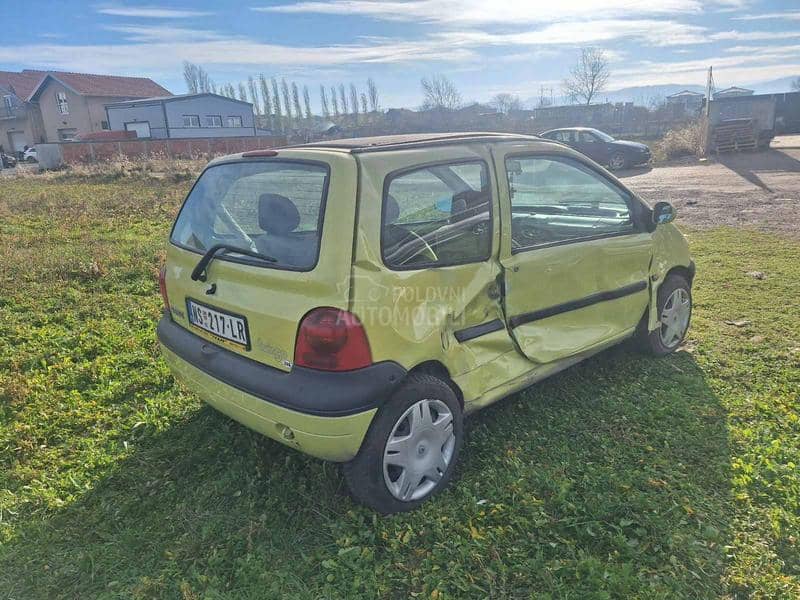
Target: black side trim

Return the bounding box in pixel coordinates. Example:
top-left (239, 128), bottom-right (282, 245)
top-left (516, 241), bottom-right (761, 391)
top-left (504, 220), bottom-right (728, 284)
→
top-left (454, 319), bottom-right (505, 343)
top-left (509, 281), bottom-right (648, 328)
top-left (157, 315), bottom-right (406, 417)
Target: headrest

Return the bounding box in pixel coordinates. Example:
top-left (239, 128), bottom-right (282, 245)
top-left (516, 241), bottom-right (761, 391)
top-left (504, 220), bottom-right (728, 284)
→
top-left (258, 193), bottom-right (300, 235)
top-left (384, 194), bottom-right (400, 224)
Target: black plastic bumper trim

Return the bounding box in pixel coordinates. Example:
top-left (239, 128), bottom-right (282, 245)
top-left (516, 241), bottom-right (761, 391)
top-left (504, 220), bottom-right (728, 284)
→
top-left (509, 281), bottom-right (648, 328)
top-left (454, 319), bottom-right (505, 343)
top-left (157, 315), bottom-right (406, 417)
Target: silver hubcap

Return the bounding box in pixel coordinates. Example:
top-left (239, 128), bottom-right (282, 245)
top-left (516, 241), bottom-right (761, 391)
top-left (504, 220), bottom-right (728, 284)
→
top-left (383, 399), bottom-right (455, 502)
top-left (610, 154), bottom-right (625, 169)
top-left (660, 288), bottom-right (691, 348)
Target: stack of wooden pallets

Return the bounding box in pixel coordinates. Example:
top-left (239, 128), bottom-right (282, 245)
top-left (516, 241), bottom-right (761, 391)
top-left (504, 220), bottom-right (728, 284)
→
top-left (713, 118), bottom-right (757, 153)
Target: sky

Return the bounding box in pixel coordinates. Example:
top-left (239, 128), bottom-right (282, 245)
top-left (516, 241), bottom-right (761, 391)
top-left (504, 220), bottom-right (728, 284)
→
top-left (1, 0), bottom-right (799, 109)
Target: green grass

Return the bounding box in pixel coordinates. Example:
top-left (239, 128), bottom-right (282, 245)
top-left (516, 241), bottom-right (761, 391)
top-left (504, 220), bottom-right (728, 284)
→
top-left (0, 172), bottom-right (798, 599)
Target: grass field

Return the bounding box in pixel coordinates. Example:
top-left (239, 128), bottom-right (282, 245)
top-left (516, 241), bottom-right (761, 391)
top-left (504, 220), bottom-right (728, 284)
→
top-left (0, 171), bottom-right (798, 599)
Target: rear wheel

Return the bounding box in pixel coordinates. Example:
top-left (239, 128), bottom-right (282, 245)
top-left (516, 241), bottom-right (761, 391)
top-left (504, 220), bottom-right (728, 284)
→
top-left (609, 152), bottom-right (627, 171)
top-left (639, 274), bottom-right (692, 356)
top-left (343, 373), bottom-right (463, 513)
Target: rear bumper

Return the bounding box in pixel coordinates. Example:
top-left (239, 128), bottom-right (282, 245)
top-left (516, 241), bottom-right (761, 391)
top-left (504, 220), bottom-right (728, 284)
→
top-left (157, 314), bottom-right (406, 461)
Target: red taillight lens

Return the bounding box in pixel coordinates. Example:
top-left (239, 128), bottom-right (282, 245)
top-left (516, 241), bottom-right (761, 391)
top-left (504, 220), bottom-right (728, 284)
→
top-left (158, 266), bottom-right (169, 311)
top-left (294, 308), bottom-right (372, 371)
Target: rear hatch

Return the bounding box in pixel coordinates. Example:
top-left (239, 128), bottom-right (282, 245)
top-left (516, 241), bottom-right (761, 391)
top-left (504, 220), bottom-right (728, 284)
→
top-left (163, 150), bottom-right (357, 372)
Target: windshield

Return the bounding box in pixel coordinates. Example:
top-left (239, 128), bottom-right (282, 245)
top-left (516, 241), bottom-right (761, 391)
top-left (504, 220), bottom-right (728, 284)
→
top-left (171, 161), bottom-right (329, 271)
top-left (592, 130), bottom-right (615, 142)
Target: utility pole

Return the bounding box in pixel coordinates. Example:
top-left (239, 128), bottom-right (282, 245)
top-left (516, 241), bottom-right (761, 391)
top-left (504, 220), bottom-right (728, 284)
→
top-left (702, 66), bottom-right (714, 156)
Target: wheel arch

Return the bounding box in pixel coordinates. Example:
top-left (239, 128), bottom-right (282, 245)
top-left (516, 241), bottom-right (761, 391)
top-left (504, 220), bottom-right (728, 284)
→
top-left (407, 360), bottom-right (464, 409)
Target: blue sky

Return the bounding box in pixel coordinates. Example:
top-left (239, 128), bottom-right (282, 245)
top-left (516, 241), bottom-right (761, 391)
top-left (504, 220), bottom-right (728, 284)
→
top-left (2, 1), bottom-right (799, 108)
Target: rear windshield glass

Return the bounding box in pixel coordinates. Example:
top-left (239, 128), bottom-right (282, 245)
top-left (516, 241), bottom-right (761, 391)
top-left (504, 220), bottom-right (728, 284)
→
top-left (171, 161), bottom-right (329, 271)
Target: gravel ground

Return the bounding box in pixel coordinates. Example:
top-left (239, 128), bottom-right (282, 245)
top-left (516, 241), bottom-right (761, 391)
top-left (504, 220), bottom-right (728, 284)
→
top-left (621, 135), bottom-right (800, 238)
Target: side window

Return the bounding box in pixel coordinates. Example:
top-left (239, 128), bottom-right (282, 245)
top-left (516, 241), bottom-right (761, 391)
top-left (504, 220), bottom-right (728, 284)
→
top-left (382, 161), bottom-right (492, 269)
top-left (505, 156), bottom-right (635, 250)
top-left (579, 131), bottom-right (598, 143)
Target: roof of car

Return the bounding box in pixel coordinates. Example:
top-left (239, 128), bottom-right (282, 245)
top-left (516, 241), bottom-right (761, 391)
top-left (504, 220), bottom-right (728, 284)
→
top-left (292, 132), bottom-right (540, 153)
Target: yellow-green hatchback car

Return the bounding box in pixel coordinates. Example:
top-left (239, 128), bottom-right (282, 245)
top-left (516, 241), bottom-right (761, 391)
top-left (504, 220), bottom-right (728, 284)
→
top-left (158, 133), bottom-right (694, 513)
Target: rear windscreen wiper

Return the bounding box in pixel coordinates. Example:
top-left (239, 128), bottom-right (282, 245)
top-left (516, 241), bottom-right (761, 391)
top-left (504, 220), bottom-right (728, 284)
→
top-left (191, 243), bottom-right (277, 281)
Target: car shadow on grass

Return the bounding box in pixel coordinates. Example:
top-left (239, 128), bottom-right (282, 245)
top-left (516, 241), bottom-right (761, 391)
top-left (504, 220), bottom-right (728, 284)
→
top-left (0, 345), bottom-right (733, 598)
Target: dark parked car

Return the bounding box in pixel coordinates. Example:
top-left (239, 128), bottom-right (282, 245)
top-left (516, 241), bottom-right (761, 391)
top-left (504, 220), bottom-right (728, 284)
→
top-left (540, 128), bottom-right (651, 170)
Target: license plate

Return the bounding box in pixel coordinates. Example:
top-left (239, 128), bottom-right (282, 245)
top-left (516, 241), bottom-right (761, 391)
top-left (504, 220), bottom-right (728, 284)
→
top-left (186, 299), bottom-right (250, 349)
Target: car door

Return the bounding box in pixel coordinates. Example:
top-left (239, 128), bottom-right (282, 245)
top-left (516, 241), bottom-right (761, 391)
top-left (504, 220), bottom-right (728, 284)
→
top-left (576, 131), bottom-right (607, 164)
top-left (492, 142), bottom-right (653, 364)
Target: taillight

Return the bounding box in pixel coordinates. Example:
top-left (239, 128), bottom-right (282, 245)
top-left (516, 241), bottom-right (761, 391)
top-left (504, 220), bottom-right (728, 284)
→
top-left (294, 308), bottom-right (372, 371)
top-left (158, 265), bottom-right (170, 311)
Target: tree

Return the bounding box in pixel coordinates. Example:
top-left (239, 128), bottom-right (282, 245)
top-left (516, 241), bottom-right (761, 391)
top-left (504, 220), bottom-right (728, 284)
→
top-left (259, 74), bottom-right (273, 130)
top-left (237, 82), bottom-right (248, 102)
top-left (360, 92), bottom-right (368, 115)
top-left (491, 93), bottom-right (522, 114)
top-left (303, 85), bottom-right (312, 120)
top-left (793, 77), bottom-right (800, 91)
top-left (420, 75), bottom-right (461, 110)
top-left (367, 77), bottom-right (379, 112)
top-left (320, 85), bottom-right (330, 118)
top-left (330, 85), bottom-right (340, 117)
top-left (349, 83), bottom-right (359, 120)
top-left (338, 84), bottom-right (348, 115)
top-left (271, 78), bottom-right (283, 132)
top-left (183, 61), bottom-right (213, 93)
top-left (247, 76), bottom-right (260, 114)
top-left (536, 85), bottom-right (553, 108)
top-left (291, 82), bottom-right (303, 121)
top-left (281, 78), bottom-right (293, 124)
top-left (562, 47), bottom-right (610, 105)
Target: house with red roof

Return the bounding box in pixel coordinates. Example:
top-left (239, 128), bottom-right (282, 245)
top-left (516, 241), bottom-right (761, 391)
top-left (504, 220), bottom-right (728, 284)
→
top-left (0, 69), bottom-right (170, 153)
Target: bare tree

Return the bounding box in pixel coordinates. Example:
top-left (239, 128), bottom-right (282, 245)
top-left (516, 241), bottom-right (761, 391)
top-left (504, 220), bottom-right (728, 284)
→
top-left (360, 92), bottom-right (368, 115)
top-left (248, 76), bottom-right (260, 114)
top-left (303, 85), bottom-right (312, 119)
top-left (491, 93), bottom-right (522, 114)
top-left (562, 47), bottom-right (610, 105)
top-left (349, 83), bottom-right (359, 120)
top-left (259, 74), bottom-right (273, 130)
top-left (320, 85), bottom-right (330, 118)
top-left (330, 85), bottom-right (340, 117)
top-left (420, 75), bottom-right (461, 110)
top-left (367, 77), bottom-right (379, 112)
top-left (793, 77), bottom-right (800, 91)
top-left (536, 85), bottom-right (553, 108)
top-left (238, 82), bottom-right (248, 102)
top-left (338, 84), bottom-right (348, 115)
top-left (183, 61), bottom-right (213, 93)
top-left (291, 82), bottom-right (303, 121)
top-left (210, 81), bottom-right (217, 94)
top-left (281, 78), bottom-right (293, 124)
top-left (271, 78), bottom-right (283, 132)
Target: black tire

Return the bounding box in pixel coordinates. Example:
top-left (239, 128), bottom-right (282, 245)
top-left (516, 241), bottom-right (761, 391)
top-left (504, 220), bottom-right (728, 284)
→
top-left (342, 373), bottom-right (463, 514)
top-left (638, 273), bottom-right (692, 356)
top-left (609, 152), bottom-right (627, 171)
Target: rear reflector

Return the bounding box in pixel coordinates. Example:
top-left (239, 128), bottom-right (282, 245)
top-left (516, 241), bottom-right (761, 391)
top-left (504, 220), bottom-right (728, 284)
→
top-left (158, 266), bottom-right (169, 311)
top-left (294, 308), bottom-right (372, 371)
top-left (242, 149), bottom-right (279, 157)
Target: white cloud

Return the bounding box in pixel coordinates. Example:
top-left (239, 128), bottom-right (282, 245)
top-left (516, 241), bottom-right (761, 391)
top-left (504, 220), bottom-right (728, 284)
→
top-left (101, 24), bottom-right (226, 42)
top-left (711, 30), bottom-right (800, 42)
top-left (96, 4), bottom-right (212, 18)
top-left (733, 10), bottom-right (800, 21)
top-left (253, 0), bottom-right (722, 25)
top-left (434, 19), bottom-right (709, 48)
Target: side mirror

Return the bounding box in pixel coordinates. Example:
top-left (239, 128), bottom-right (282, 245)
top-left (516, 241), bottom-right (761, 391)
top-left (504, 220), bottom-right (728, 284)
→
top-left (652, 201), bottom-right (676, 225)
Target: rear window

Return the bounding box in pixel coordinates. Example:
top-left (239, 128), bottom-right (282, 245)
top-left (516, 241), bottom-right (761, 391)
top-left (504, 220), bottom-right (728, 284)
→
top-left (171, 161), bottom-right (329, 271)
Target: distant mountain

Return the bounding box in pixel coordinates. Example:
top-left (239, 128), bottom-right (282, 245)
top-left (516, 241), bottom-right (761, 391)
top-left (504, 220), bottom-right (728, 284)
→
top-left (745, 76), bottom-right (800, 95)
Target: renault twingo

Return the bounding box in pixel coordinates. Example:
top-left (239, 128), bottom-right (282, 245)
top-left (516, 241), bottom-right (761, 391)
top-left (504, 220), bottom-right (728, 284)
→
top-left (158, 133), bottom-right (694, 513)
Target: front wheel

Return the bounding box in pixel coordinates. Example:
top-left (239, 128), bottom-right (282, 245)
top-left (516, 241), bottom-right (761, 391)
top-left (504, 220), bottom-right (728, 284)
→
top-left (343, 373), bottom-right (463, 513)
top-left (609, 152), bottom-right (627, 171)
top-left (639, 274), bottom-right (692, 356)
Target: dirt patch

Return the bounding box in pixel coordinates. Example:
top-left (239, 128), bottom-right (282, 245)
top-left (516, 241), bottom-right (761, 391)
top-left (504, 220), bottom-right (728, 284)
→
top-left (620, 135), bottom-right (800, 238)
